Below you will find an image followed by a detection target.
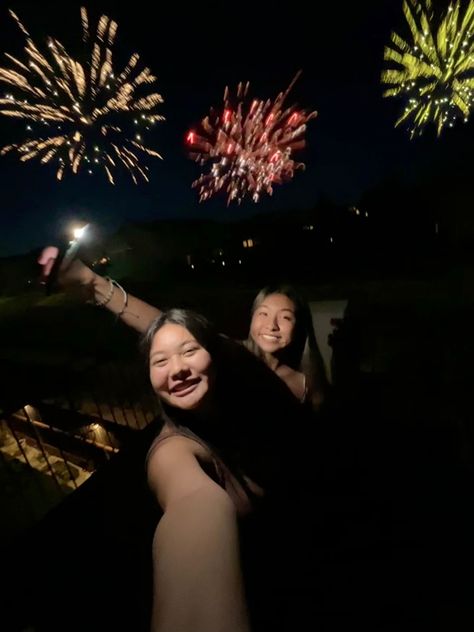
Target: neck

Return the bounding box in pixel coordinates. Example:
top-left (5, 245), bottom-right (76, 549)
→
top-left (192, 391), bottom-right (218, 422)
top-left (262, 351), bottom-right (281, 372)
top-left (165, 391), bottom-right (218, 427)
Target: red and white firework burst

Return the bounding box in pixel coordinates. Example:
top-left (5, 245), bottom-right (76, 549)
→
top-left (186, 71), bottom-right (317, 204)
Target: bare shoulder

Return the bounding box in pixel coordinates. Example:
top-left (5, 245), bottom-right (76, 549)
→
top-left (276, 365), bottom-right (306, 401)
top-left (149, 427), bottom-right (209, 459)
top-left (147, 431), bottom-right (210, 478)
top-left (147, 432), bottom-right (220, 511)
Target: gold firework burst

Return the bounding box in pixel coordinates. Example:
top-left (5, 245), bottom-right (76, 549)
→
top-left (382, 0), bottom-right (474, 137)
top-left (0, 8), bottom-right (164, 184)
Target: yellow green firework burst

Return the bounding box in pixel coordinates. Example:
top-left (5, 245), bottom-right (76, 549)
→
top-left (0, 8), bottom-right (164, 184)
top-left (382, 0), bottom-right (474, 138)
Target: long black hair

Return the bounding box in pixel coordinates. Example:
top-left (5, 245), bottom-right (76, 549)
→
top-left (141, 307), bottom-right (309, 488)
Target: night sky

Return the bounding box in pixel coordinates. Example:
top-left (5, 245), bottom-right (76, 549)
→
top-left (0, 0), bottom-right (471, 255)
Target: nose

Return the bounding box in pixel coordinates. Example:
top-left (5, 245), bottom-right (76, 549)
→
top-left (169, 354), bottom-right (190, 380)
top-left (269, 315), bottom-right (280, 331)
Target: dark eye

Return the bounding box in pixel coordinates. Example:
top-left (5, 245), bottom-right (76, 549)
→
top-left (152, 358), bottom-right (167, 367)
top-left (258, 311), bottom-right (268, 317)
top-left (183, 346), bottom-right (199, 357)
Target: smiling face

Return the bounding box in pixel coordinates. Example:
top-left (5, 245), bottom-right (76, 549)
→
top-left (249, 293), bottom-right (297, 355)
top-left (149, 323), bottom-right (214, 411)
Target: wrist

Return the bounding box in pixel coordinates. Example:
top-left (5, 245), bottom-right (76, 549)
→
top-left (90, 272), bottom-right (108, 292)
top-left (87, 273), bottom-right (113, 305)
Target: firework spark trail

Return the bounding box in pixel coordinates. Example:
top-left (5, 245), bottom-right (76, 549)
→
top-left (0, 7), bottom-right (164, 183)
top-left (382, 0), bottom-right (474, 137)
top-left (186, 71), bottom-right (317, 204)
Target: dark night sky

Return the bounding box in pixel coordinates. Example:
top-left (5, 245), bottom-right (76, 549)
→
top-left (0, 0), bottom-right (471, 255)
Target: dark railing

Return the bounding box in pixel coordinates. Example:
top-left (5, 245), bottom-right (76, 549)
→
top-left (0, 358), bottom-right (160, 541)
top-left (40, 359), bottom-right (160, 431)
top-left (0, 354), bottom-right (162, 631)
top-left (0, 415), bottom-right (160, 632)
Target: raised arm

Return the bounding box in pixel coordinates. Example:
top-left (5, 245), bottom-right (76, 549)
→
top-left (38, 246), bottom-right (160, 334)
top-left (147, 435), bottom-right (250, 632)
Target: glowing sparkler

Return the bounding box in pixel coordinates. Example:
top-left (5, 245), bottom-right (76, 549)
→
top-left (186, 71), bottom-right (317, 204)
top-left (0, 8), bottom-right (164, 184)
top-left (382, 0), bottom-right (474, 137)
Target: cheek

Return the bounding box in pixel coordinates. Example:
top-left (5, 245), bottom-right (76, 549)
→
top-left (150, 368), bottom-right (167, 391)
top-left (199, 357), bottom-right (213, 380)
top-left (191, 350), bottom-right (213, 379)
top-left (282, 322), bottom-right (296, 340)
top-left (249, 316), bottom-right (260, 337)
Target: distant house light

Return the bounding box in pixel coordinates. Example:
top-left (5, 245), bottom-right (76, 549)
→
top-left (303, 224), bottom-right (314, 231)
top-left (243, 238), bottom-right (254, 248)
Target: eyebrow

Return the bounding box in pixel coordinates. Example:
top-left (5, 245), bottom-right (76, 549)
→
top-left (259, 304), bottom-right (295, 313)
top-left (150, 339), bottom-right (198, 358)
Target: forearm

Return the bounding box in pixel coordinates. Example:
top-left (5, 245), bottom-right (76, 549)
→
top-left (151, 486), bottom-right (250, 632)
top-left (90, 273), bottom-right (161, 334)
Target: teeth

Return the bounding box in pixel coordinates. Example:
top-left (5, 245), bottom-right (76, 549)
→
top-left (262, 334), bottom-right (279, 341)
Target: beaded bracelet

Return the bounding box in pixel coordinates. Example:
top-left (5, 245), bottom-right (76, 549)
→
top-left (95, 277), bottom-right (114, 307)
top-left (111, 279), bottom-right (128, 318)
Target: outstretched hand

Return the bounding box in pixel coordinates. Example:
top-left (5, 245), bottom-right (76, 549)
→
top-left (37, 246), bottom-right (95, 289)
top-left (38, 246), bottom-right (60, 281)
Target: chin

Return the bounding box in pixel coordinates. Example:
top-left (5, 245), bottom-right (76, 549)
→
top-left (173, 398), bottom-right (201, 411)
top-left (258, 340), bottom-right (282, 353)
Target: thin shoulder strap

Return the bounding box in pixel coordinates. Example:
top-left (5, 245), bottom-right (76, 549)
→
top-left (300, 373), bottom-right (308, 403)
